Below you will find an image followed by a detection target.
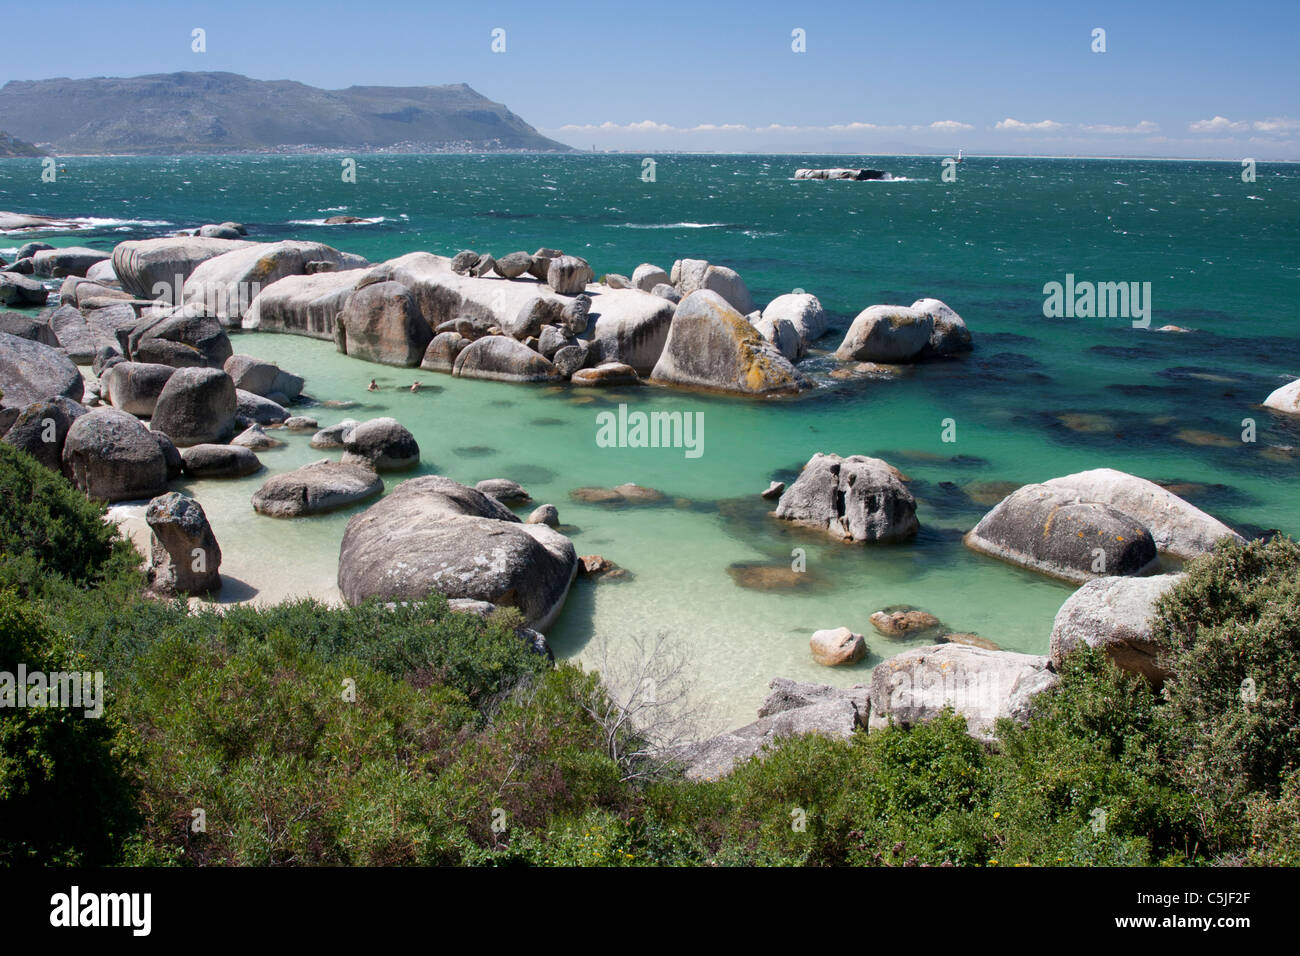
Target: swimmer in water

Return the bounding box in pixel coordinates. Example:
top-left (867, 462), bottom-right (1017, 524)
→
top-left (410, 381), bottom-right (422, 393)
top-left (367, 379), bottom-right (378, 391)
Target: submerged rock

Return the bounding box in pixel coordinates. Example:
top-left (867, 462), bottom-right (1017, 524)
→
top-left (869, 608), bottom-right (943, 639)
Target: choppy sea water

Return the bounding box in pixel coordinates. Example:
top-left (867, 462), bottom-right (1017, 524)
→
top-left (3, 154), bottom-right (1298, 729)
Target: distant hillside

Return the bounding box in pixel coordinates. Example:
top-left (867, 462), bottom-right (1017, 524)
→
top-left (0, 130), bottom-right (46, 157)
top-left (0, 72), bottom-right (573, 154)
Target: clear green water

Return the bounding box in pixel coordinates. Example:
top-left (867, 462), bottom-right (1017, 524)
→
top-left (3, 154), bottom-right (1298, 728)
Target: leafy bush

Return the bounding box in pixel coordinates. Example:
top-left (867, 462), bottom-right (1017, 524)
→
top-left (990, 647), bottom-right (1199, 866)
top-left (0, 593), bottom-right (137, 865)
top-left (0, 443), bottom-right (141, 597)
top-left (1153, 537), bottom-right (1300, 848)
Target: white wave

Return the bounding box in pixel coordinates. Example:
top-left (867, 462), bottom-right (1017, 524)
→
top-left (613, 221), bottom-right (727, 230)
top-left (287, 216), bottom-right (386, 226)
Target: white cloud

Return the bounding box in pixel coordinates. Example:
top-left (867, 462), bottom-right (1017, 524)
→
top-left (1188, 115), bottom-right (1249, 133)
top-left (994, 118), bottom-right (1065, 131)
top-left (1252, 117), bottom-right (1300, 133)
top-left (928, 120), bottom-right (974, 131)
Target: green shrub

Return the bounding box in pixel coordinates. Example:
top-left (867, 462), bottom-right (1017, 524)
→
top-left (1153, 537), bottom-right (1300, 846)
top-left (0, 443), bottom-right (141, 597)
top-left (0, 593), bottom-right (138, 865)
top-left (990, 647), bottom-right (1199, 866)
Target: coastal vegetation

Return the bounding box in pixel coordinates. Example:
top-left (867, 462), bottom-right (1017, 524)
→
top-left (1, 443), bottom-right (1296, 867)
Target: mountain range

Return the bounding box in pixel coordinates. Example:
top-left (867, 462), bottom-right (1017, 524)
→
top-left (0, 72), bottom-right (573, 154)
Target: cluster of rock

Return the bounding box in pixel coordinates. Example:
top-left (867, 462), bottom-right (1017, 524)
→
top-left (8, 223), bottom-right (980, 400)
top-left (794, 168), bottom-right (891, 181)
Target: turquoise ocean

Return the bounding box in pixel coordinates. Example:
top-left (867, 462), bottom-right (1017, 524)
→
top-left (2, 153), bottom-right (1298, 728)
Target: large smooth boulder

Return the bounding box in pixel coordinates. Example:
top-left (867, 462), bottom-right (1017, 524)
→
top-left (912, 298), bottom-right (973, 355)
top-left (546, 255), bottom-right (594, 295)
top-left (1, 397), bottom-right (87, 470)
top-left (337, 475), bottom-right (579, 630)
top-left (336, 280), bottom-right (432, 366)
top-left (180, 443), bottom-right (262, 478)
top-left (676, 679), bottom-right (868, 781)
top-left (697, 264), bottom-right (755, 315)
top-left (835, 305), bottom-right (934, 363)
top-left (0, 272), bottom-right (49, 306)
top-left (150, 366), bottom-right (238, 446)
top-left (1041, 469), bottom-right (1243, 560)
top-left (631, 263), bottom-right (670, 293)
top-left (0, 332), bottom-right (83, 408)
top-left (111, 236), bottom-right (256, 299)
top-left (30, 247), bottom-right (110, 278)
top-left (182, 240), bottom-right (368, 325)
top-left (868, 644), bottom-right (1059, 740)
top-left (453, 335), bottom-right (562, 383)
top-left (579, 289), bottom-right (676, 375)
top-left (1050, 574), bottom-right (1184, 684)
top-left (965, 483), bottom-right (1159, 583)
top-left (100, 361), bottom-right (176, 417)
top-left (128, 304), bottom-right (233, 368)
top-left (241, 269), bottom-right (369, 339)
top-left (1263, 378), bottom-right (1300, 415)
top-left (775, 452), bottom-right (918, 543)
top-left (251, 459), bottom-right (383, 517)
top-left (146, 492), bottom-right (222, 595)
top-left (341, 417), bottom-right (420, 471)
top-left (650, 290), bottom-right (809, 396)
top-left (763, 293), bottom-right (827, 347)
top-left (62, 407), bottom-right (169, 502)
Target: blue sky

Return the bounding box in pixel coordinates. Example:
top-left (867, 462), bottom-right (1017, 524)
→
top-left (3, 0), bottom-right (1298, 157)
